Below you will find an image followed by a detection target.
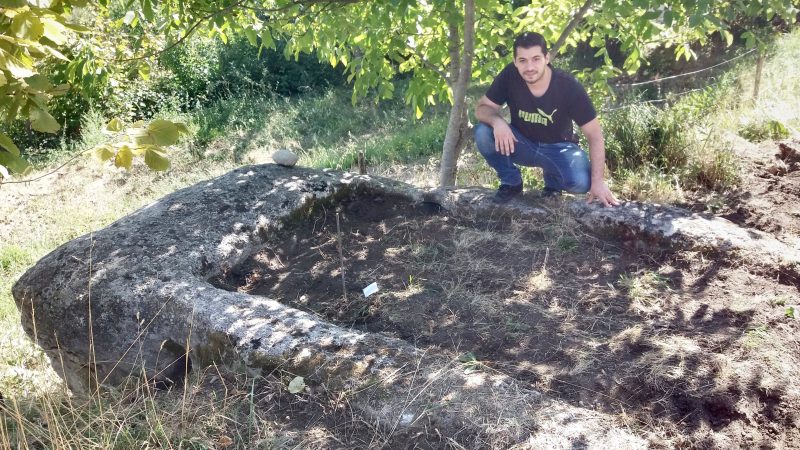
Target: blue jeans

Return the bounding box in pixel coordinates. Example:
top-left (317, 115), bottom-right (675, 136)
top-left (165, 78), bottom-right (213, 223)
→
top-left (474, 122), bottom-right (591, 193)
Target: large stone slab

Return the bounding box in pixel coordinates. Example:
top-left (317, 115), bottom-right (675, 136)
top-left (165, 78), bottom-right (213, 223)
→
top-left (26, 165), bottom-right (800, 446)
top-left (427, 188), bottom-right (800, 284)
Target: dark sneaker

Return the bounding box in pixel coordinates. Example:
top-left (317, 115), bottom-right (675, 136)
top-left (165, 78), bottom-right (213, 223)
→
top-left (541, 188), bottom-right (562, 198)
top-left (493, 183), bottom-right (523, 203)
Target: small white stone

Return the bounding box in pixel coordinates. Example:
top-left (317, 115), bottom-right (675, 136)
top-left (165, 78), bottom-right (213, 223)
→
top-left (272, 149), bottom-right (299, 167)
top-left (399, 413), bottom-right (415, 426)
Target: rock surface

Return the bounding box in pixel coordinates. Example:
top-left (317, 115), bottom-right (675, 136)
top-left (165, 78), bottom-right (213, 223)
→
top-left (427, 187), bottom-right (800, 283)
top-left (17, 165), bottom-right (797, 447)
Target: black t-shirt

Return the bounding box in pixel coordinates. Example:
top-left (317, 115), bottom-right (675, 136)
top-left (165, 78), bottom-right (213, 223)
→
top-left (485, 64), bottom-right (596, 143)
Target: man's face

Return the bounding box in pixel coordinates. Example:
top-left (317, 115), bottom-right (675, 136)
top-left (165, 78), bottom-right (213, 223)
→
top-left (514, 45), bottom-right (550, 85)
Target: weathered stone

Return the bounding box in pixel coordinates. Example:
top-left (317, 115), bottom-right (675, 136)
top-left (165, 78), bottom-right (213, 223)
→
top-left (567, 199), bottom-right (800, 282)
top-left (271, 149), bottom-right (299, 167)
top-left (427, 187), bottom-right (800, 284)
top-left (15, 166), bottom-right (800, 446)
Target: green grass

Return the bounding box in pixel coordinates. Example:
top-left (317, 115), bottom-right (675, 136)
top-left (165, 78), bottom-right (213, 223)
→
top-left (601, 29), bottom-right (800, 199)
top-left (186, 86), bottom-right (448, 169)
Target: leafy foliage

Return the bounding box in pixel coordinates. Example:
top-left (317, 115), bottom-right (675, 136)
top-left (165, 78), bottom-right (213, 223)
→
top-left (92, 117), bottom-right (188, 171)
top-left (738, 119), bottom-right (791, 142)
top-left (0, 0), bottom-right (798, 181)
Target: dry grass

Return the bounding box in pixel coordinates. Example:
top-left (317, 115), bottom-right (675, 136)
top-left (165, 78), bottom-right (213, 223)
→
top-left (0, 365), bottom-right (335, 449)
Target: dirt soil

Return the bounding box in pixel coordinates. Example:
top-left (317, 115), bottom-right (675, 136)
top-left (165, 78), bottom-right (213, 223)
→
top-left (700, 138), bottom-right (800, 248)
top-left (214, 185), bottom-right (800, 448)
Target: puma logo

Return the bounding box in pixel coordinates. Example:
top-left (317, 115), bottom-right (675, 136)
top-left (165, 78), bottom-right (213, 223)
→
top-left (537, 108), bottom-right (557, 123)
top-left (519, 108), bottom-right (557, 126)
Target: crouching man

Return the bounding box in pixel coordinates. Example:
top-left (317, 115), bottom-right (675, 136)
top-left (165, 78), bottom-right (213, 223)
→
top-left (475, 32), bottom-right (619, 207)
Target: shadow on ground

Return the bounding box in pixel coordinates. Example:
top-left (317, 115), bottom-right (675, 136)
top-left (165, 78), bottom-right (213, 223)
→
top-left (212, 191), bottom-right (800, 448)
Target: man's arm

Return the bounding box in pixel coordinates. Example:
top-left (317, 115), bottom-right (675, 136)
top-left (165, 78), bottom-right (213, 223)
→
top-left (475, 96), bottom-right (517, 156)
top-left (579, 118), bottom-right (619, 207)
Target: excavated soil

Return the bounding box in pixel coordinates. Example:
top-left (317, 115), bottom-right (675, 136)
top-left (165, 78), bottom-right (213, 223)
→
top-left (708, 139), bottom-right (800, 245)
top-left (214, 188), bottom-right (800, 448)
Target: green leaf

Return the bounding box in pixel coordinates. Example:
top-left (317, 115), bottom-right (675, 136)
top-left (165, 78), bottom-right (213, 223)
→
top-left (0, 132), bottom-right (20, 156)
top-left (0, 51), bottom-right (36, 78)
top-left (174, 122), bottom-right (189, 135)
top-left (260, 29), bottom-right (274, 50)
top-left (92, 145), bottom-right (115, 162)
top-left (115, 145), bottom-right (133, 169)
top-left (786, 306), bottom-right (795, 319)
top-left (142, 0), bottom-right (154, 22)
top-left (29, 107), bottom-right (60, 133)
top-left (128, 128), bottom-right (154, 145)
top-left (144, 146), bottom-right (170, 171)
top-left (288, 376), bottom-right (305, 394)
top-left (11, 12), bottom-right (44, 41)
top-left (42, 17), bottom-right (68, 45)
top-left (0, 148), bottom-right (29, 174)
top-left (105, 117), bottom-right (124, 132)
top-left (722, 30), bottom-right (733, 47)
top-left (0, 0), bottom-right (28, 8)
top-left (138, 62), bottom-right (151, 80)
top-left (244, 27), bottom-right (257, 46)
top-left (63, 23), bottom-right (91, 33)
top-left (24, 74), bottom-right (52, 91)
top-left (147, 119), bottom-right (179, 146)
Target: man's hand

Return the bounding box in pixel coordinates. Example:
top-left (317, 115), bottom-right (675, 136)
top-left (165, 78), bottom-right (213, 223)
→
top-left (492, 120), bottom-right (518, 156)
top-left (475, 96), bottom-right (517, 156)
top-left (586, 180), bottom-right (620, 207)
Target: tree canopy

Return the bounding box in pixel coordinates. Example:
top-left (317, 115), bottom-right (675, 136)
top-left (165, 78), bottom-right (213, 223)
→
top-left (1, 0), bottom-right (798, 183)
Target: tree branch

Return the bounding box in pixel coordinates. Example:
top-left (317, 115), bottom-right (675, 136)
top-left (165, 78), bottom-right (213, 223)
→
top-left (111, 0), bottom-right (249, 63)
top-left (550, 0), bottom-right (594, 57)
top-left (421, 57), bottom-right (450, 83)
top-left (110, 0), bottom-right (360, 63)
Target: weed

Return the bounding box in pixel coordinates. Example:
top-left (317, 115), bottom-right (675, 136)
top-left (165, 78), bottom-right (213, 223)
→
top-left (505, 318), bottom-right (531, 334)
top-left (457, 352), bottom-right (485, 374)
top-left (769, 295), bottom-right (788, 307)
top-left (614, 169), bottom-right (683, 203)
top-left (619, 271), bottom-right (670, 313)
top-left (738, 119), bottom-right (791, 142)
top-left (557, 236), bottom-right (578, 252)
top-left (744, 324), bottom-right (769, 348)
top-left (686, 147), bottom-right (740, 190)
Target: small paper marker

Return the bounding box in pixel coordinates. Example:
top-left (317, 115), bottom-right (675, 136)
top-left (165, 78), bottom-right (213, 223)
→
top-left (363, 282), bottom-right (379, 298)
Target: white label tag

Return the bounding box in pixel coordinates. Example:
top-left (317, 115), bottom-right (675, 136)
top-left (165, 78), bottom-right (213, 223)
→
top-left (363, 282), bottom-right (379, 298)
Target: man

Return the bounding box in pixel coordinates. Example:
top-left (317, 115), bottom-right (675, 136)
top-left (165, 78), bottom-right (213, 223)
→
top-left (474, 32), bottom-right (619, 207)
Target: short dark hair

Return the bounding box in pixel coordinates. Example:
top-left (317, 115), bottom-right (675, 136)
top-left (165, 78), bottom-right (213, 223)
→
top-left (514, 32), bottom-right (548, 58)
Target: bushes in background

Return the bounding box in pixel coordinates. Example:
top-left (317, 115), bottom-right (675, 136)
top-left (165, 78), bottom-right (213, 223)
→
top-left (2, 34), bottom-right (346, 154)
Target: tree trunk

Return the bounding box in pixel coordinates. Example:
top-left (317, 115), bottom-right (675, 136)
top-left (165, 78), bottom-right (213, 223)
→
top-left (439, 0), bottom-right (475, 187)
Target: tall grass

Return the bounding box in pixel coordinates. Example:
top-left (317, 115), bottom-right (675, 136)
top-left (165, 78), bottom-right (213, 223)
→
top-left (600, 30), bottom-right (800, 200)
top-left (187, 86), bottom-right (447, 169)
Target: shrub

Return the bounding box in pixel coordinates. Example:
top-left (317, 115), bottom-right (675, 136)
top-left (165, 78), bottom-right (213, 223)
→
top-left (602, 103), bottom-right (689, 174)
top-left (687, 147), bottom-right (740, 190)
top-left (738, 119), bottom-right (791, 142)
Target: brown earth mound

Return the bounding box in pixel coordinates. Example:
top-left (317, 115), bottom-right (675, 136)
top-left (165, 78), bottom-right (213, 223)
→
top-left (716, 139), bottom-right (800, 243)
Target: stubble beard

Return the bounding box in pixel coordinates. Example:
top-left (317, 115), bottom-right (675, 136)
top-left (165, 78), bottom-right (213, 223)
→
top-left (524, 66), bottom-right (547, 87)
